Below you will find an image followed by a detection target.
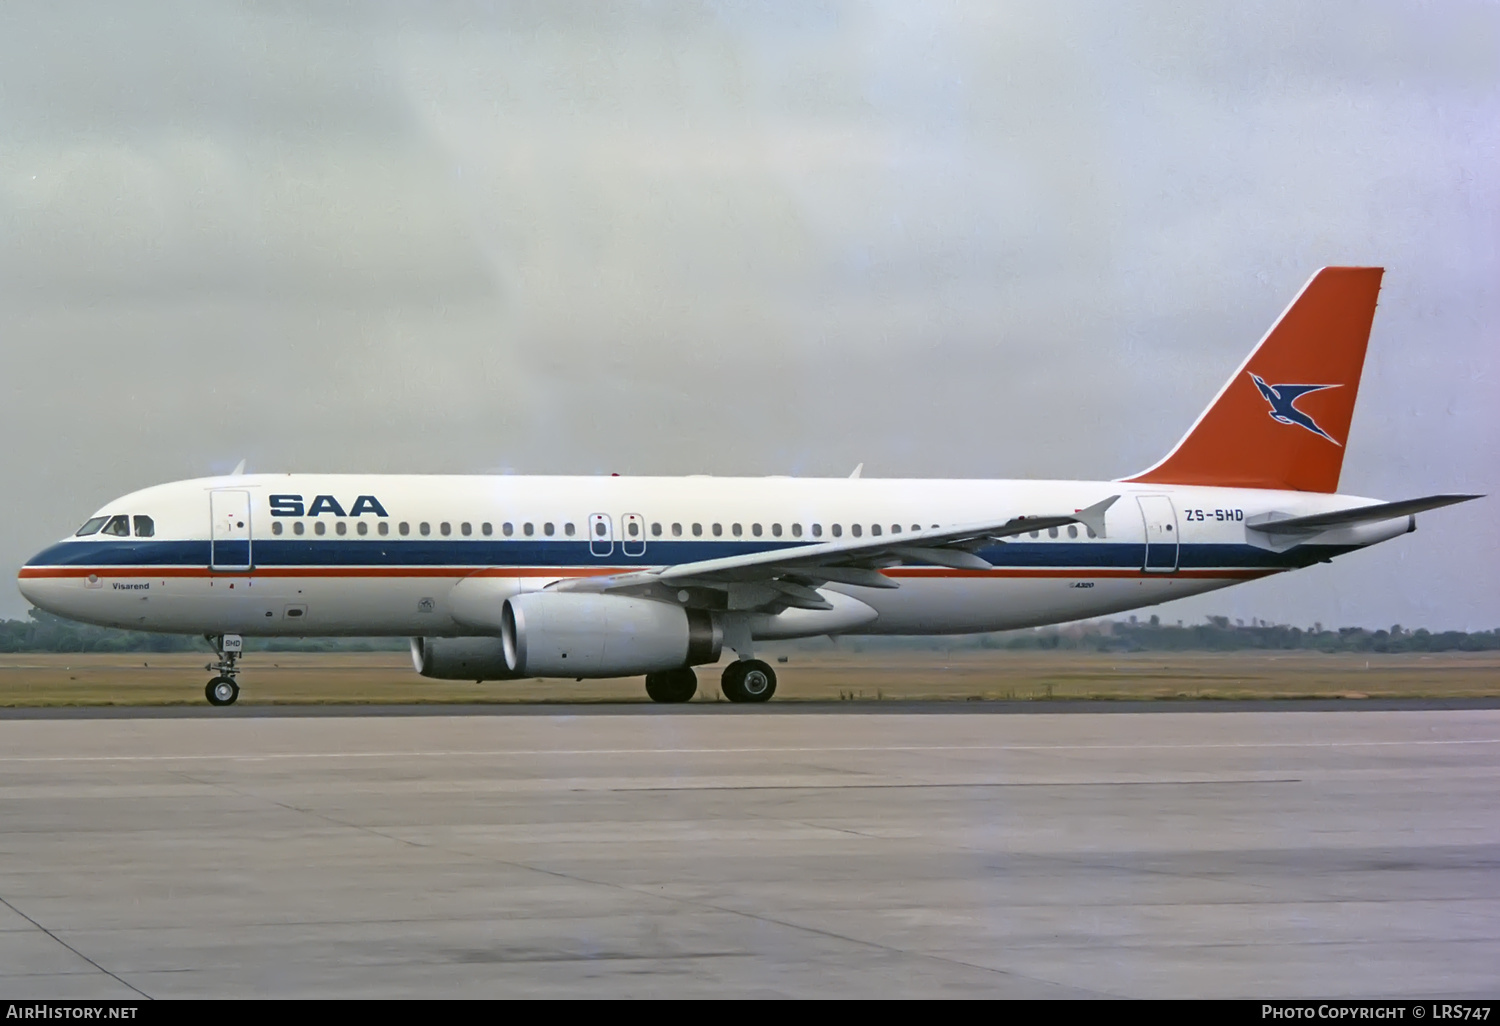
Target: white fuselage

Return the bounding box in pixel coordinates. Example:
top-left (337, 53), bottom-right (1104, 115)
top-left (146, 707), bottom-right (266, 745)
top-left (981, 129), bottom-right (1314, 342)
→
top-left (18, 474), bottom-right (1407, 640)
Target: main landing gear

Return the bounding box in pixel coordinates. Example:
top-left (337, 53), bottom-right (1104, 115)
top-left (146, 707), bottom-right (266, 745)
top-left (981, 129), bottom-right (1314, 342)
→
top-left (721, 659), bottom-right (777, 703)
top-left (642, 659), bottom-right (779, 703)
top-left (645, 667), bottom-right (698, 703)
top-left (204, 634), bottom-right (243, 707)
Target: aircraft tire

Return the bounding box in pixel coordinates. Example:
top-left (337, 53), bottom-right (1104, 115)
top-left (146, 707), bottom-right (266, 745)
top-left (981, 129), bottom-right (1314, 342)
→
top-left (722, 659), bottom-right (776, 703)
top-left (645, 667), bottom-right (697, 703)
top-left (206, 677), bottom-right (240, 707)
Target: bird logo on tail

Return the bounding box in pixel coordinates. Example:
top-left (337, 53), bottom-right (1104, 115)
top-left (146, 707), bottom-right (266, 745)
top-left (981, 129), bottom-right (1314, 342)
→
top-left (1249, 373), bottom-right (1342, 446)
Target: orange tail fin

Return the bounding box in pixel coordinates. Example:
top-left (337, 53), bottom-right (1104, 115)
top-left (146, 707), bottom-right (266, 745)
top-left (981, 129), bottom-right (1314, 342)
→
top-left (1124, 266), bottom-right (1384, 493)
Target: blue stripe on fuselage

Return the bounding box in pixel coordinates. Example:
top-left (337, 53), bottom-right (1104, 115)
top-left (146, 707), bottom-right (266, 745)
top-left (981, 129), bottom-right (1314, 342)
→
top-left (25, 538), bottom-right (1353, 571)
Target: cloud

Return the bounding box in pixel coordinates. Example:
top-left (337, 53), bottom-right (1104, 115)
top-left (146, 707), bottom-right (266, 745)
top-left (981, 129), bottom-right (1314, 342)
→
top-left (1, 1), bottom-right (1496, 627)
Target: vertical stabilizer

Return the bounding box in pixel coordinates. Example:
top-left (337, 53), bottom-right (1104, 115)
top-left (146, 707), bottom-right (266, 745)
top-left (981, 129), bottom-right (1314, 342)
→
top-left (1124, 266), bottom-right (1383, 493)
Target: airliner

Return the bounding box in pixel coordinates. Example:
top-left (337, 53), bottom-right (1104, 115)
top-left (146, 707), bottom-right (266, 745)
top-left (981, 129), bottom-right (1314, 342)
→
top-left (17, 267), bottom-right (1479, 705)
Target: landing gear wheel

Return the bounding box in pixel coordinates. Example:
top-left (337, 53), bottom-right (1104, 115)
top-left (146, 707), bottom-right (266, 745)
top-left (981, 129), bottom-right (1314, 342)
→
top-left (721, 659), bottom-right (776, 703)
top-left (645, 667), bottom-right (698, 703)
top-left (206, 676), bottom-right (240, 707)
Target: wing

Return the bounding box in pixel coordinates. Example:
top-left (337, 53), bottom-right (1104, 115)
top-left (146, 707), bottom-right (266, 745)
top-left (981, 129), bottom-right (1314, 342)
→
top-left (552, 495), bottom-right (1120, 612)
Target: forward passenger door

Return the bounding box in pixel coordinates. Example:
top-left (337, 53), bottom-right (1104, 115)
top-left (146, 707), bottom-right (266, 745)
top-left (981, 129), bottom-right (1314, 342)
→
top-left (210, 490), bottom-right (253, 571)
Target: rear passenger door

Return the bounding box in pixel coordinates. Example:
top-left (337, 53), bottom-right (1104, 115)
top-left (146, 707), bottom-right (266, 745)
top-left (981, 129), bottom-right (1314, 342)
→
top-left (1137, 495), bottom-right (1179, 573)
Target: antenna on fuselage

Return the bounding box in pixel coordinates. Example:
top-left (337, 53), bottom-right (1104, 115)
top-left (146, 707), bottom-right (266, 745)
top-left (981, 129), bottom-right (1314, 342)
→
top-left (849, 463), bottom-right (863, 479)
top-left (230, 459), bottom-right (246, 476)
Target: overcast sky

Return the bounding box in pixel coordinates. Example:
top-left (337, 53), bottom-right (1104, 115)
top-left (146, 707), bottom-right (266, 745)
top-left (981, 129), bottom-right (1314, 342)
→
top-left (2, 1), bottom-right (1496, 628)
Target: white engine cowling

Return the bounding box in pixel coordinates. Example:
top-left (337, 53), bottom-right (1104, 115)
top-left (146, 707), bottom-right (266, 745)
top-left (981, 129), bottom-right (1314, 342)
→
top-left (410, 637), bottom-right (521, 681)
top-left (501, 592), bottom-right (721, 678)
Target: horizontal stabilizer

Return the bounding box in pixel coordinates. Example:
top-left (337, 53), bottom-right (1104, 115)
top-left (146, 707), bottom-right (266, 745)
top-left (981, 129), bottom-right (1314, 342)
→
top-left (1248, 494), bottom-right (1481, 535)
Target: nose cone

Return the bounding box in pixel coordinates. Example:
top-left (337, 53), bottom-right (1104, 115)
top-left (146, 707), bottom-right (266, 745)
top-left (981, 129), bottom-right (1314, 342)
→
top-left (18, 556), bottom-right (50, 613)
top-left (17, 544), bottom-right (74, 616)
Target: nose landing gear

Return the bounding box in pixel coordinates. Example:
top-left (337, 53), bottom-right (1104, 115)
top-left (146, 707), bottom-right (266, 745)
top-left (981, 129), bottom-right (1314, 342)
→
top-left (204, 634), bottom-right (243, 706)
top-left (206, 676), bottom-right (240, 706)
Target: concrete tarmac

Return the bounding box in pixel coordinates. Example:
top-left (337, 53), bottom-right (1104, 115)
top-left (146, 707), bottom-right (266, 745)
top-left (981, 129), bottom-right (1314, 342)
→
top-left (1, 709), bottom-right (1497, 998)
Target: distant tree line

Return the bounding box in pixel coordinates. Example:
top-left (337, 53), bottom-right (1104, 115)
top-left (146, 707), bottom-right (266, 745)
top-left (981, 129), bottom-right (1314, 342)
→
top-left (980, 615), bottom-right (1500, 653)
top-left (0, 610), bottom-right (405, 653)
top-left (2, 608), bottom-right (1496, 655)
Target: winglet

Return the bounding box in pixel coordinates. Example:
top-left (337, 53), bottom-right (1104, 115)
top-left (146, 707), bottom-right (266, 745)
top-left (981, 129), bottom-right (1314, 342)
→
top-left (1073, 495), bottom-right (1119, 539)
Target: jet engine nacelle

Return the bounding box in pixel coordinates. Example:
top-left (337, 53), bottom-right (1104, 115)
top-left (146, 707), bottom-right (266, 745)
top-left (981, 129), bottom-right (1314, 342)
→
top-left (501, 592), bottom-right (722, 678)
top-left (410, 636), bottom-right (520, 681)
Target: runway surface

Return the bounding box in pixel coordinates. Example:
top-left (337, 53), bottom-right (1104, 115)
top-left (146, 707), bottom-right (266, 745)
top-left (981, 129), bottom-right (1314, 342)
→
top-left (2, 709), bottom-right (1498, 998)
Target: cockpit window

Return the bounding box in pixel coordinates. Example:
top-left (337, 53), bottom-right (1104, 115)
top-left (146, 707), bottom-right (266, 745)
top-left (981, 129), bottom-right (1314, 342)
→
top-left (101, 515), bottom-right (131, 537)
top-left (75, 517), bottom-right (108, 537)
top-left (133, 515), bottom-right (155, 538)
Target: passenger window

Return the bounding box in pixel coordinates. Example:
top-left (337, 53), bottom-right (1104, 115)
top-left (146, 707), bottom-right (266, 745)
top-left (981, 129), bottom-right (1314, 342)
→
top-left (1029, 530), bottom-right (1039, 539)
top-left (75, 517), bottom-right (108, 537)
top-left (101, 515), bottom-right (130, 537)
top-left (890, 524), bottom-right (900, 534)
top-left (379, 522), bottom-right (390, 536)
top-left (692, 523), bottom-right (702, 537)
top-left (852, 524), bottom-right (862, 538)
top-left (651, 522), bottom-right (662, 537)
top-left (294, 522), bottom-right (305, 536)
top-left (1086, 526), bottom-right (1097, 539)
top-left (399, 522), bottom-right (410, 536)
top-left (813, 524), bottom-right (823, 537)
top-left (481, 523), bottom-right (492, 536)
top-left (133, 515), bottom-right (155, 537)
top-left (336, 522), bottom-right (347, 536)
top-left (315, 522), bottom-right (327, 536)
top-left (440, 522), bottom-right (451, 536)
top-left (732, 523), bottom-right (742, 537)
top-left (1067, 525), bottom-right (1077, 539)
top-left (712, 523), bottom-right (723, 537)
top-left (752, 524), bottom-right (762, 537)
top-left (592, 521), bottom-right (604, 536)
top-left (420, 522), bottom-right (431, 536)
top-left (1048, 527), bottom-right (1058, 538)
top-left (871, 525), bottom-right (881, 536)
top-left (565, 523), bottom-right (575, 537)
top-left (831, 524), bottom-right (842, 538)
top-left (625, 522), bottom-right (637, 537)
top-left (524, 523), bottom-right (534, 536)
top-left (503, 523), bottom-right (513, 536)
top-left (772, 524), bottom-right (782, 537)
top-left (672, 523), bottom-right (683, 537)
top-left (461, 522), bottom-right (472, 536)
top-left (791, 523), bottom-right (802, 537)
top-left (272, 522), bottom-right (283, 536)
top-left (358, 521), bottom-right (369, 536)
top-left (544, 522), bottom-right (554, 536)
top-left (912, 524), bottom-right (921, 533)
